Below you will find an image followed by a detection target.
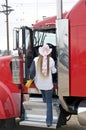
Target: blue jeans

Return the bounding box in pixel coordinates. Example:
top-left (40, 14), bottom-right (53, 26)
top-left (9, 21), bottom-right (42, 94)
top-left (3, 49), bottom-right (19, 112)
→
top-left (41, 89), bottom-right (53, 125)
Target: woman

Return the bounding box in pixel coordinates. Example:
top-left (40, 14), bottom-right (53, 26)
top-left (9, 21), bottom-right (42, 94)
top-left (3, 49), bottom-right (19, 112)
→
top-left (30, 44), bottom-right (57, 127)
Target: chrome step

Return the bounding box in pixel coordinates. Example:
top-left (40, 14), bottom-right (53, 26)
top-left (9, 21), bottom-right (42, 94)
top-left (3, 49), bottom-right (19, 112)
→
top-left (20, 97), bottom-right (60, 128)
top-left (24, 103), bottom-right (59, 120)
top-left (20, 120), bottom-right (57, 129)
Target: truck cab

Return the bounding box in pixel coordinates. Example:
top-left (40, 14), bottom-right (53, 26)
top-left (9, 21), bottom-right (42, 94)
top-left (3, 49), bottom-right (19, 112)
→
top-left (1, 0), bottom-right (86, 129)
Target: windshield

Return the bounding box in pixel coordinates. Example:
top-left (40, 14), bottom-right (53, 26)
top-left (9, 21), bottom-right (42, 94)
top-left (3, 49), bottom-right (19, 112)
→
top-left (33, 31), bottom-right (56, 47)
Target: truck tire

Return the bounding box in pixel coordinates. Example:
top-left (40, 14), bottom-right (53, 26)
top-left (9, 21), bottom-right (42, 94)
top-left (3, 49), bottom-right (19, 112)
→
top-left (0, 118), bottom-right (16, 130)
top-left (0, 119), bottom-right (5, 128)
top-left (5, 118), bottom-right (16, 130)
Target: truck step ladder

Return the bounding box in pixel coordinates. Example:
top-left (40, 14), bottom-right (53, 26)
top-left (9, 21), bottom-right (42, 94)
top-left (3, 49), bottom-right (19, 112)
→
top-left (19, 97), bottom-right (60, 129)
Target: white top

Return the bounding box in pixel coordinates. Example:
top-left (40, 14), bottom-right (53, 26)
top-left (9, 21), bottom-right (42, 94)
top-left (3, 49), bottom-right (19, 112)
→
top-left (34, 57), bottom-right (56, 90)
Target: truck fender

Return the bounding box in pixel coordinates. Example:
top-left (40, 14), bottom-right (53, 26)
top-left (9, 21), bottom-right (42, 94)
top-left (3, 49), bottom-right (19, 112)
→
top-left (0, 81), bottom-right (18, 119)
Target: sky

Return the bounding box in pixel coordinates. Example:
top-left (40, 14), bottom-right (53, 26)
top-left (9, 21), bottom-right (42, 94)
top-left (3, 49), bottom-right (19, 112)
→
top-left (0, 0), bottom-right (79, 50)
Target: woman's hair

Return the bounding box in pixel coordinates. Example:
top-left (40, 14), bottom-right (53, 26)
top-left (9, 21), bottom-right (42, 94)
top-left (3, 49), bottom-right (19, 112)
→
top-left (37, 55), bottom-right (50, 78)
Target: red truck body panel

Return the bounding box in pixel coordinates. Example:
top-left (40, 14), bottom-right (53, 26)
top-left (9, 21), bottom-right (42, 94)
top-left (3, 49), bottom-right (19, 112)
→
top-left (33, 13), bottom-right (67, 29)
top-left (0, 56), bottom-right (19, 92)
top-left (0, 56), bottom-right (21, 118)
top-left (33, 16), bottom-right (56, 29)
top-left (66, 0), bottom-right (86, 96)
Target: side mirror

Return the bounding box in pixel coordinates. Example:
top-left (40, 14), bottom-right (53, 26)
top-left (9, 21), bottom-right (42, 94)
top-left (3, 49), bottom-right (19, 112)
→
top-left (13, 28), bottom-right (19, 50)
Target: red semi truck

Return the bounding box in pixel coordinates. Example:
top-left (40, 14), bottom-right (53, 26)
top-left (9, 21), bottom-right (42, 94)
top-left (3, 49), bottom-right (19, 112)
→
top-left (0, 0), bottom-right (86, 129)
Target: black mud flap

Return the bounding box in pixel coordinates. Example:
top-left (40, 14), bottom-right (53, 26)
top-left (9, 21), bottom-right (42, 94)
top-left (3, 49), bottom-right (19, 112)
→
top-left (57, 105), bottom-right (71, 128)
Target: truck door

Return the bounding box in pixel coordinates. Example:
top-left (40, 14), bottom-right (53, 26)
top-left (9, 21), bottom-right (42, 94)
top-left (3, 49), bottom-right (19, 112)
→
top-left (13, 26), bottom-right (33, 83)
top-left (22, 27), bottom-right (33, 83)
